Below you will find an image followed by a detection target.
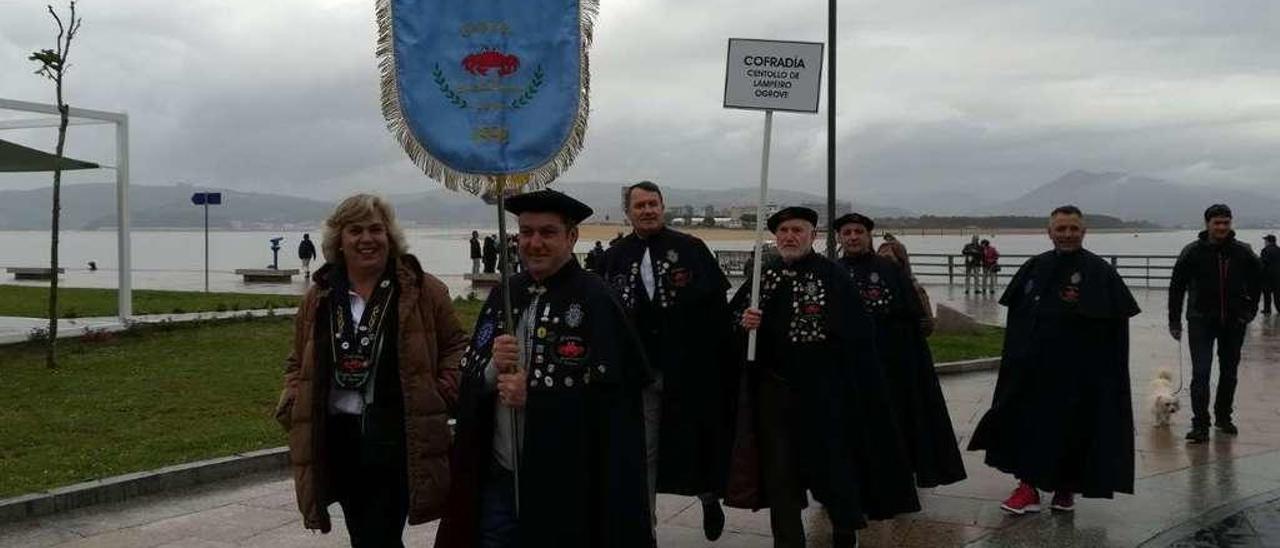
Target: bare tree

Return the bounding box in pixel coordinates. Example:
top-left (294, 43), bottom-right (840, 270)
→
top-left (29, 1), bottom-right (83, 369)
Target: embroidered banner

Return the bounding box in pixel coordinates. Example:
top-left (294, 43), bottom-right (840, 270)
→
top-left (378, 0), bottom-right (595, 194)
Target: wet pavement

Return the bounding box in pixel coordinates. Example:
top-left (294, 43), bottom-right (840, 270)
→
top-left (3, 285), bottom-right (1280, 547)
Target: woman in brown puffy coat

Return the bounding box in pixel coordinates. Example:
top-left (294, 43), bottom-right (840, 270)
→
top-left (275, 194), bottom-right (468, 547)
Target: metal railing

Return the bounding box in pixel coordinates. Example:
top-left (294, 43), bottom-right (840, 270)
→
top-left (582, 250), bottom-right (1180, 288)
top-left (908, 253), bottom-right (1179, 288)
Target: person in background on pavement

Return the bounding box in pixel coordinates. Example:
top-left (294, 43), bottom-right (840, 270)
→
top-left (435, 189), bottom-right (652, 548)
top-left (507, 235), bottom-right (521, 274)
top-left (730, 206), bottom-right (920, 548)
top-left (87, 260), bottom-right (97, 272)
top-left (276, 194), bottom-right (467, 546)
top-left (981, 238), bottom-right (1001, 295)
top-left (969, 205), bottom-right (1139, 516)
top-left (1262, 234), bottom-right (1280, 316)
top-left (482, 235), bottom-right (498, 274)
top-left (962, 235), bottom-right (983, 294)
top-left (469, 231), bottom-right (482, 275)
top-left (837, 213), bottom-right (966, 490)
top-left (600, 181), bottom-right (733, 541)
top-left (583, 240), bottom-right (605, 273)
top-left (298, 233), bottom-right (317, 276)
top-left (1168, 204), bottom-right (1263, 443)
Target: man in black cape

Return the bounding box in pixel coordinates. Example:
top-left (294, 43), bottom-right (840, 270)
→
top-left (835, 212), bottom-right (966, 488)
top-left (1263, 234), bottom-right (1280, 315)
top-left (728, 207), bottom-right (919, 548)
top-left (435, 190), bottom-right (652, 548)
top-left (969, 205), bottom-right (1139, 515)
top-left (600, 181), bottom-right (733, 540)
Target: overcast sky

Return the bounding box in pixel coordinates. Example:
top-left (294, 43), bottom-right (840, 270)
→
top-left (1, 0), bottom-right (1277, 212)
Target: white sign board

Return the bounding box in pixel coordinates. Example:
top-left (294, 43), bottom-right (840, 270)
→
top-left (723, 38), bottom-right (824, 113)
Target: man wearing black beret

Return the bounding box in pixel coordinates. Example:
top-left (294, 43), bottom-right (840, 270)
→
top-left (835, 213), bottom-right (966, 490)
top-left (437, 189), bottom-right (653, 548)
top-left (726, 206), bottom-right (918, 548)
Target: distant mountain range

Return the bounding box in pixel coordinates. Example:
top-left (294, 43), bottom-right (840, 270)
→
top-left (0, 182), bottom-right (912, 230)
top-left (3, 171), bottom-right (1276, 230)
top-left (986, 170), bottom-right (1280, 228)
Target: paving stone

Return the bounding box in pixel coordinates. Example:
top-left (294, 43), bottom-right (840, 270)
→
top-left (131, 504), bottom-right (297, 543)
top-left (11, 289), bottom-right (1280, 546)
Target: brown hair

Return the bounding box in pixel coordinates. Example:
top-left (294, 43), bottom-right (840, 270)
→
top-left (321, 194), bottom-right (409, 264)
top-left (877, 240), bottom-right (912, 276)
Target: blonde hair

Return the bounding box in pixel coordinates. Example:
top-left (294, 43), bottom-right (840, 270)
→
top-left (321, 194), bottom-right (409, 264)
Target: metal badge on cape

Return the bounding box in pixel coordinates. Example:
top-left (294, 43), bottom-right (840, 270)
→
top-left (377, 0), bottom-right (596, 194)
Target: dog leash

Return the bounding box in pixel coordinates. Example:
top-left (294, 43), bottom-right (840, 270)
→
top-left (1172, 335), bottom-right (1186, 397)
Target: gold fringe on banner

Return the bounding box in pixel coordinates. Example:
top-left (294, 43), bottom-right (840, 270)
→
top-left (376, 0), bottom-right (598, 196)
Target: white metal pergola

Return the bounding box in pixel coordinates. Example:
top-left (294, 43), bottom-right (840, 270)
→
top-left (0, 97), bottom-right (131, 320)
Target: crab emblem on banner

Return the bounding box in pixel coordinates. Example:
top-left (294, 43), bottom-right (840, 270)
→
top-left (377, 0), bottom-right (596, 195)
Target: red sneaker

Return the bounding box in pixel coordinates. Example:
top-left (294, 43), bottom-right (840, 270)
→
top-left (1000, 482), bottom-right (1041, 515)
top-left (1050, 492), bottom-right (1075, 512)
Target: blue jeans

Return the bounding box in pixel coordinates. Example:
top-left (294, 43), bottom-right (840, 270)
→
top-left (1188, 319), bottom-right (1246, 428)
top-left (480, 461), bottom-right (520, 548)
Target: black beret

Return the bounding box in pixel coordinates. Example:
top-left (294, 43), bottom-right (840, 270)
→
top-left (766, 206), bottom-right (818, 233)
top-left (1266, 234), bottom-right (1276, 242)
top-left (504, 189), bottom-right (593, 224)
top-left (832, 212), bottom-right (874, 233)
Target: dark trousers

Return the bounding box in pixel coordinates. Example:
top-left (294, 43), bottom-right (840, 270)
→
top-left (757, 373), bottom-right (856, 548)
top-left (1263, 280), bottom-right (1279, 314)
top-left (479, 461), bottom-right (520, 548)
top-left (327, 414), bottom-right (409, 548)
top-left (1188, 319), bottom-right (1247, 428)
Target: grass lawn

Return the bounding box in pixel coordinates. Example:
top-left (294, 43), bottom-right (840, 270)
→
top-left (0, 296), bottom-right (999, 499)
top-left (0, 285), bottom-right (300, 319)
top-left (0, 316), bottom-right (294, 499)
top-left (930, 325), bottom-right (1005, 363)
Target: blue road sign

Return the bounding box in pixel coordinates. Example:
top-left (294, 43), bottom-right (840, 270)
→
top-left (191, 192), bottom-right (223, 205)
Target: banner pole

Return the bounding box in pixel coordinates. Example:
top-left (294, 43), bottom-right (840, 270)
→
top-left (494, 177), bottom-right (521, 517)
top-left (747, 110), bottom-right (773, 362)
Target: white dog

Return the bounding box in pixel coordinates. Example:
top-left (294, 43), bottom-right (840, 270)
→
top-left (1148, 369), bottom-right (1181, 427)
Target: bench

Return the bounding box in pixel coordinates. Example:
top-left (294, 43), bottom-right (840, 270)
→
top-left (234, 269), bottom-right (299, 283)
top-left (6, 267), bottom-right (66, 280)
top-left (464, 272), bottom-right (501, 287)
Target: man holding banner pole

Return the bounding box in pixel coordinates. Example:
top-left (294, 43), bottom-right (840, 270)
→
top-left (376, 0), bottom-right (614, 543)
top-left (437, 190), bottom-right (652, 547)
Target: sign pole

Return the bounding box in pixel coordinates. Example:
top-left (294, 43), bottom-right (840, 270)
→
top-left (747, 109), bottom-right (773, 362)
top-left (203, 201), bottom-right (209, 293)
top-left (826, 0), bottom-right (837, 259)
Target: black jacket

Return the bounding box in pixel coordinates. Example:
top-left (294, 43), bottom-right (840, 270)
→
top-left (1262, 244), bottom-right (1280, 280)
top-left (1168, 231), bottom-right (1263, 327)
top-left (297, 239), bottom-right (317, 261)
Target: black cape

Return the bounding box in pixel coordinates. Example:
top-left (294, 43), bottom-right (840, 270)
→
top-left (600, 227), bottom-right (734, 496)
top-left (968, 249), bottom-right (1139, 497)
top-left (434, 260), bottom-right (652, 548)
top-left (839, 253), bottom-right (966, 488)
top-left (725, 252), bottom-right (919, 525)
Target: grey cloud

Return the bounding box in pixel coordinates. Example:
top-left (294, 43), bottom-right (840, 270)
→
top-left (0, 0), bottom-right (1276, 212)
